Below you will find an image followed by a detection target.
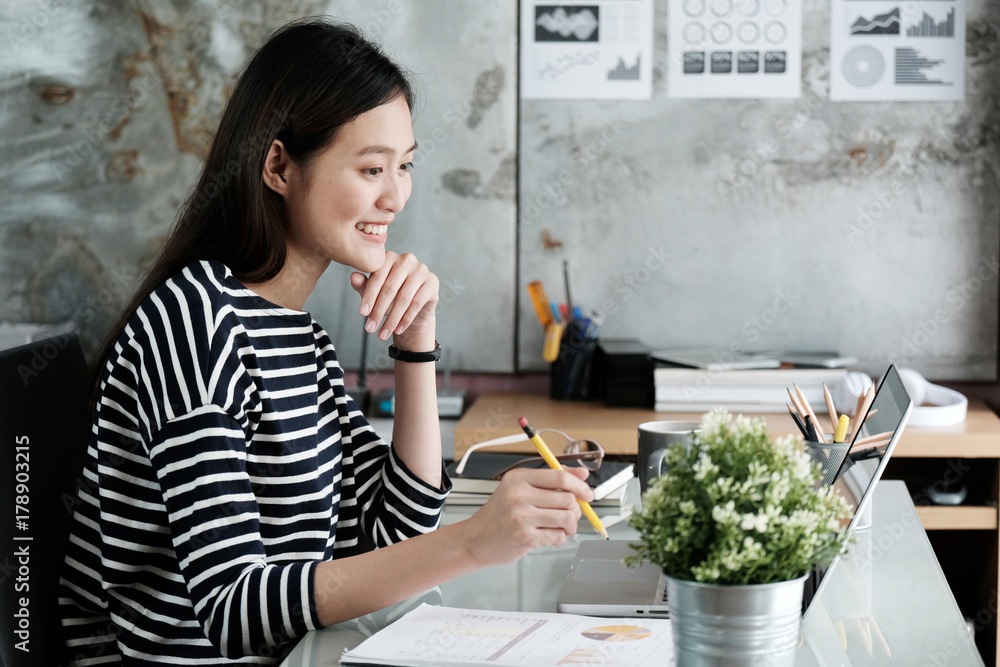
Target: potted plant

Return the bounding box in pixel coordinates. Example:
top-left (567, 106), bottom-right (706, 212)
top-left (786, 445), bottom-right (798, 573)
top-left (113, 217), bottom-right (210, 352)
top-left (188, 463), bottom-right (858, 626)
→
top-left (627, 408), bottom-right (851, 666)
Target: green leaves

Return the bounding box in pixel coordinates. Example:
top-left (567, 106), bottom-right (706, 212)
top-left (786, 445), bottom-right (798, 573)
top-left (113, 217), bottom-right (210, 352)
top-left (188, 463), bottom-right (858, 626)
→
top-left (627, 408), bottom-right (851, 585)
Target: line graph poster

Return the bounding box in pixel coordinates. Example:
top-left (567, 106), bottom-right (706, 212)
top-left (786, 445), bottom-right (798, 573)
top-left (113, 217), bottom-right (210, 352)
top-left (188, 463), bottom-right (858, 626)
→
top-left (520, 0), bottom-right (653, 99)
top-left (667, 0), bottom-right (803, 99)
top-left (830, 0), bottom-right (965, 100)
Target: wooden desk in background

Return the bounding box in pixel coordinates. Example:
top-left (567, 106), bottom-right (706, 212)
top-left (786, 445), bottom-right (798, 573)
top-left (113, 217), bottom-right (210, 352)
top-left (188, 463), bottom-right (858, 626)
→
top-left (454, 392), bottom-right (1000, 666)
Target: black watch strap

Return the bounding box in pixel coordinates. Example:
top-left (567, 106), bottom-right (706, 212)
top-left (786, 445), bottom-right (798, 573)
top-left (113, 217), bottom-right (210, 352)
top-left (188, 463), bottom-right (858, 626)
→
top-left (387, 341), bottom-right (442, 363)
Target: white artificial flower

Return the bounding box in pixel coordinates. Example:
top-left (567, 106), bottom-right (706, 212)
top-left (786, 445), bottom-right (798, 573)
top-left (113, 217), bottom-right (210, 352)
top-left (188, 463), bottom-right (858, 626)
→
top-left (739, 512), bottom-right (768, 532)
top-left (693, 454), bottom-right (717, 481)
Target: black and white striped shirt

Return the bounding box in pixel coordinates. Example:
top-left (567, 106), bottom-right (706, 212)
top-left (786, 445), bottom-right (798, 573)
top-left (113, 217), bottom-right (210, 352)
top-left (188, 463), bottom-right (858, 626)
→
top-left (59, 260), bottom-right (450, 665)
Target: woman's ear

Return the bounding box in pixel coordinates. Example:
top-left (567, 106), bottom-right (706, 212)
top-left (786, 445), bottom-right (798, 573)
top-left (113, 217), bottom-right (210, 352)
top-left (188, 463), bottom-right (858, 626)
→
top-left (262, 140), bottom-right (290, 195)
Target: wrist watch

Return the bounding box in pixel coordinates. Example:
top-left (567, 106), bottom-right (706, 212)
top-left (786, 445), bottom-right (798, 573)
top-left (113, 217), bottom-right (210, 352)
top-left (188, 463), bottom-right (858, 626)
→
top-left (387, 341), bottom-right (442, 363)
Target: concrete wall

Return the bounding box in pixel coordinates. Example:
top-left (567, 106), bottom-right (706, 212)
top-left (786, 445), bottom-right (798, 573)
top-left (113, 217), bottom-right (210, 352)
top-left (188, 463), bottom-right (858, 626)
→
top-left (517, 0), bottom-right (1000, 381)
top-left (1, 1), bottom-right (998, 382)
top-left (0, 0), bottom-right (518, 373)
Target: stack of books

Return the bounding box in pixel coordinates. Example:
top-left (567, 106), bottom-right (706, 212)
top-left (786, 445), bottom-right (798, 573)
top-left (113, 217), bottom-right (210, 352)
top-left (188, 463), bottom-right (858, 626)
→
top-left (444, 453), bottom-right (637, 530)
top-left (651, 349), bottom-right (853, 413)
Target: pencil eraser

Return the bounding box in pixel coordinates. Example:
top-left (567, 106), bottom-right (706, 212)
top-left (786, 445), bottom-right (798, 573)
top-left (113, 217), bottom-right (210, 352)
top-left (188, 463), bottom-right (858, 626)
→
top-left (517, 417), bottom-right (528, 428)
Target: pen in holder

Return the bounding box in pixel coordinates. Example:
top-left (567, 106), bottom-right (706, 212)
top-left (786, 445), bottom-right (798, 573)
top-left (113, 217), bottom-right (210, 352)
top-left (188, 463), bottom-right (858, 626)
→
top-left (550, 320), bottom-right (598, 401)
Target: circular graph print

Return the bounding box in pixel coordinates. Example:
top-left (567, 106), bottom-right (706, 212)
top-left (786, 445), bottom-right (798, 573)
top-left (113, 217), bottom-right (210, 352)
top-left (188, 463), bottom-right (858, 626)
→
top-left (710, 20), bottom-right (734, 44)
top-left (683, 21), bottom-right (708, 45)
top-left (737, 0), bottom-right (760, 17)
top-left (764, 20), bottom-right (787, 43)
top-left (582, 625), bottom-right (653, 642)
top-left (710, 0), bottom-right (734, 18)
top-left (738, 20), bottom-right (760, 43)
top-left (765, 0), bottom-right (788, 16)
top-left (842, 46), bottom-right (885, 88)
top-left (683, 0), bottom-right (707, 17)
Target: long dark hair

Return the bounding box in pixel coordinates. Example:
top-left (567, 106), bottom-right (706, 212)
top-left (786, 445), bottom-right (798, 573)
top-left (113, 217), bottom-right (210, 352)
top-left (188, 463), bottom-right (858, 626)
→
top-left (91, 18), bottom-right (413, 404)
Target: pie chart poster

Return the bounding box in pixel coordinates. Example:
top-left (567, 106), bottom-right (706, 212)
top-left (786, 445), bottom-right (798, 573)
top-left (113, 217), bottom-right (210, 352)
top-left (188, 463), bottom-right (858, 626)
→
top-left (831, 0), bottom-right (966, 101)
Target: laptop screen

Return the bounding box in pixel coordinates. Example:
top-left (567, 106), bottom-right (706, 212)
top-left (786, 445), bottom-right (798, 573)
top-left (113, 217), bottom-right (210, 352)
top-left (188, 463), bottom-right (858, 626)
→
top-left (806, 364), bottom-right (913, 606)
top-left (832, 364), bottom-right (913, 516)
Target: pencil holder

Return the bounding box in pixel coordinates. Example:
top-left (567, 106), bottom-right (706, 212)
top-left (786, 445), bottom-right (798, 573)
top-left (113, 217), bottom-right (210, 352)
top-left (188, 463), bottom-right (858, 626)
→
top-left (549, 331), bottom-right (598, 401)
top-left (803, 439), bottom-right (850, 487)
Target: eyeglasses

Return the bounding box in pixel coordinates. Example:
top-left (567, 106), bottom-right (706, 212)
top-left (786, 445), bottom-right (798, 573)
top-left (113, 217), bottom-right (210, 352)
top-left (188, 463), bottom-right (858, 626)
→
top-left (455, 429), bottom-right (605, 480)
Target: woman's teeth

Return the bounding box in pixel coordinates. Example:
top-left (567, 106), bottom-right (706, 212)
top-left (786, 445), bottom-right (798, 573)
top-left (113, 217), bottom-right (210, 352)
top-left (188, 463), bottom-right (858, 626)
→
top-left (355, 222), bottom-right (387, 235)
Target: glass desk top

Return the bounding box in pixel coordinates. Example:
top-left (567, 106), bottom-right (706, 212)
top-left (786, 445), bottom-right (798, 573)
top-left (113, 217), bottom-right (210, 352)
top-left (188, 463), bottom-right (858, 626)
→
top-left (281, 480), bottom-right (983, 667)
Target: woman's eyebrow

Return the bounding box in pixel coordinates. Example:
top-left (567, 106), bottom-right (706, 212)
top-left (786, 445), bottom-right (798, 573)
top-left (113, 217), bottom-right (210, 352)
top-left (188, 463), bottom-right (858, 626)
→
top-left (354, 141), bottom-right (419, 158)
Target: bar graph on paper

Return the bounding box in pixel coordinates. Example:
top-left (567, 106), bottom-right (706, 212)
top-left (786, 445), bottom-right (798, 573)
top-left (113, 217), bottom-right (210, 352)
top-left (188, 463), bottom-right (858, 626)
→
top-left (830, 0), bottom-right (965, 100)
top-left (906, 8), bottom-right (955, 38)
top-left (607, 55), bottom-right (640, 81)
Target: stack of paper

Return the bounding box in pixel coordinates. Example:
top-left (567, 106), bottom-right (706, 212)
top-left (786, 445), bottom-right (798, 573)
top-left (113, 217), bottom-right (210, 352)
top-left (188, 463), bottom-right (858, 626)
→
top-left (651, 350), bottom-right (850, 413)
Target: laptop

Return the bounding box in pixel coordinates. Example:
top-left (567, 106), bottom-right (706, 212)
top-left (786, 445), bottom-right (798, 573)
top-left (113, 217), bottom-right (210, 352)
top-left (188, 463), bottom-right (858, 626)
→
top-left (557, 364), bottom-right (913, 617)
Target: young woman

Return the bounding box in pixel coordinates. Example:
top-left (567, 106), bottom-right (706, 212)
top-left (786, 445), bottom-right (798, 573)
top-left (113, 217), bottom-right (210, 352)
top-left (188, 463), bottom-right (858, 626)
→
top-left (58, 18), bottom-right (592, 665)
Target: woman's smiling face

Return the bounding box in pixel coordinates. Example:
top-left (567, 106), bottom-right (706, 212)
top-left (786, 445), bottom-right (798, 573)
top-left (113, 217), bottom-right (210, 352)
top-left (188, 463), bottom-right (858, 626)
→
top-left (281, 94), bottom-right (416, 274)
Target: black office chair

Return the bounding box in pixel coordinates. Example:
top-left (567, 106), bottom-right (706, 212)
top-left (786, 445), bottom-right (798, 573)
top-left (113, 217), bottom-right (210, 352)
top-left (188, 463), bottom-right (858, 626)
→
top-left (0, 334), bottom-right (90, 667)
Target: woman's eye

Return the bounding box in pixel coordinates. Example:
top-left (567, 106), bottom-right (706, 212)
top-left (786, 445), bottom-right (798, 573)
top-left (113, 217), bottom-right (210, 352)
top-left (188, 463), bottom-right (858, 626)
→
top-left (366, 167), bottom-right (383, 176)
top-left (400, 162), bottom-right (414, 172)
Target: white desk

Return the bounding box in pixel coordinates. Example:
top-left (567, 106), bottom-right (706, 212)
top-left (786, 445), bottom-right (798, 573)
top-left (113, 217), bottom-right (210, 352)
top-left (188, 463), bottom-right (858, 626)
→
top-left (281, 481), bottom-right (983, 666)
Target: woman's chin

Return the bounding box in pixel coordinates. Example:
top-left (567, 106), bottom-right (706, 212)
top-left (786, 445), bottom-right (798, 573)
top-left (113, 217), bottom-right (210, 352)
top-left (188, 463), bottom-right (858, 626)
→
top-left (350, 250), bottom-right (387, 275)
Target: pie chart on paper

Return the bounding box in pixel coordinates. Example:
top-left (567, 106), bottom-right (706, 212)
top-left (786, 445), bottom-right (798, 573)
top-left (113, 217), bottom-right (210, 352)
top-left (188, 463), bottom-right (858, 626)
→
top-left (580, 624), bottom-right (653, 641)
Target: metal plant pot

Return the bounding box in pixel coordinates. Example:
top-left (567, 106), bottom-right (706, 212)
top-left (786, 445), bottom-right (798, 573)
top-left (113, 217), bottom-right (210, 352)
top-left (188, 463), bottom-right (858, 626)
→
top-left (666, 574), bottom-right (807, 666)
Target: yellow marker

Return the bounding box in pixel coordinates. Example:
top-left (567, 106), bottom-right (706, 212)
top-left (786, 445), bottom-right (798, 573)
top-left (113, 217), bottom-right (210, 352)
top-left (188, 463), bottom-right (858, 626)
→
top-left (543, 322), bottom-right (563, 362)
top-left (526, 281), bottom-right (553, 327)
top-left (518, 416), bottom-right (609, 539)
top-left (833, 414), bottom-right (850, 443)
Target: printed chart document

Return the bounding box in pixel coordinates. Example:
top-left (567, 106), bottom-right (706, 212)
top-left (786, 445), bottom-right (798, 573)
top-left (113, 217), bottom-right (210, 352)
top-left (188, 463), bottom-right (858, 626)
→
top-left (830, 0), bottom-right (966, 100)
top-left (340, 603), bottom-right (673, 666)
top-left (520, 0), bottom-right (654, 99)
top-left (667, 0), bottom-right (803, 98)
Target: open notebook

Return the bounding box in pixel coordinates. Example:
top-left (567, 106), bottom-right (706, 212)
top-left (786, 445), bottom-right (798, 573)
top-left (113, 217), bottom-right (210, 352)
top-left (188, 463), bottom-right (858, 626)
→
top-left (557, 364), bottom-right (913, 617)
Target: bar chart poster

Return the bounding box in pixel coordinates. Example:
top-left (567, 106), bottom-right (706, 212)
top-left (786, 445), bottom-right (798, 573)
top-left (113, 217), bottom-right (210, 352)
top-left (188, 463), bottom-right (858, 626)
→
top-left (667, 0), bottom-right (802, 99)
top-left (520, 0), bottom-right (653, 99)
top-left (830, 0), bottom-right (965, 100)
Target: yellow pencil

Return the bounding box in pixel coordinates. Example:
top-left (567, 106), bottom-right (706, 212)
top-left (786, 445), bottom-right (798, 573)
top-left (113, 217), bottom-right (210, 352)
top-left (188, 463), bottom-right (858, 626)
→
top-left (834, 620), bottom-right (847, 649)
top-left (869, 614), bottom-right (892, 657)
top-left (518, 416), bottom-right (609, 539)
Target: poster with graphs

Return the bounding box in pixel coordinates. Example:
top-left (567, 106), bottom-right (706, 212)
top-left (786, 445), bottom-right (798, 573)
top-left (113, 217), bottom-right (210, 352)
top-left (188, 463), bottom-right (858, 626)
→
top-left (667, 0), bottom-right (803, 99)
top-left (520, 0), bottom-right (653, 99)
top-left (830, 0), bottom-right (966, 100)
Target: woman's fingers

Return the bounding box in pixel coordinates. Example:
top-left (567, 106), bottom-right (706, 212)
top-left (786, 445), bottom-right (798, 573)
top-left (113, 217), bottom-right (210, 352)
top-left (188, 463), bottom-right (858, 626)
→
top-left (464, 467), bottom-right (596, 567)
top-left (391, 277), bottom-right (438, 335)
top-left (357, 252), bottom-right (439, 340)
top-left (522, 466), bottom-right (593, 501)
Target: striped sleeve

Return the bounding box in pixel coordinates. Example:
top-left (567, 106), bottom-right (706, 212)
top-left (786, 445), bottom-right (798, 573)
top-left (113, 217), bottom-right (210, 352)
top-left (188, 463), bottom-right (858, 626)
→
top-left (339, 411), bottom-right (452, 548)
top-left (148, 405), bottom-right (321, 659)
